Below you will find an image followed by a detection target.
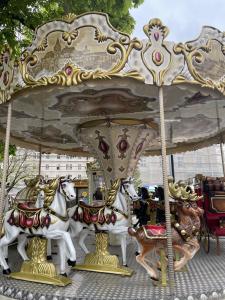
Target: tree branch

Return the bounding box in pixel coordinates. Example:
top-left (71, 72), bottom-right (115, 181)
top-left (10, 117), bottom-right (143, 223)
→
top-left (9, 12), bottom-right (36, 31)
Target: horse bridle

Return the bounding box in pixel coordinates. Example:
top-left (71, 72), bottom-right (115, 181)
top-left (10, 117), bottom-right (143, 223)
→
top-left (58, 178), bottom-right (73, 201)
top-left (120, 179), bottom-right (139, 201)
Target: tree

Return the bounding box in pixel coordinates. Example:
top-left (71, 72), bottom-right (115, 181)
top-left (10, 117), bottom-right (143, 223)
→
top-left (0, 0), bottom-right (144, 55)
top-left (0, 149), bottom-right (38, 194)
top-left (0, 141), bottom-right (16, 161)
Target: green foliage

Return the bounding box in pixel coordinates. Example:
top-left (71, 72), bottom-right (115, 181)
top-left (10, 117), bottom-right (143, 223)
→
top-left (0, 141), bottom-right (16, 161)
top-left (0, 0), bottom-right (144, 55)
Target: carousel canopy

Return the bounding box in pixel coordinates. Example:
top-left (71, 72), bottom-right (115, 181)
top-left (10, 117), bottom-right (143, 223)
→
top-left (0, 12), bottom-right (225, 156)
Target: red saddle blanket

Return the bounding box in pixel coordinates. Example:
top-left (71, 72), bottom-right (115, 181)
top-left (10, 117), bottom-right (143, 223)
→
top-left (143, 225), bottom-right (166, 238)
top-left (8, 207), bottom-right (51, 229)
top-left (72, 206), bottom-right (117, 225)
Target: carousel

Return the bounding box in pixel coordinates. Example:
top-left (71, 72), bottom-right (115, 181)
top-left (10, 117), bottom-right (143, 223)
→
top-left (1, 12), bottom-right (225, 300)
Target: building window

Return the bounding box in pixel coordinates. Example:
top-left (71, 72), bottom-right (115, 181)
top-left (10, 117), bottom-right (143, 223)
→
top-left (78, 174), bottom-right (82, 179)
top-left (78, 164), bottom-right (82, 170)
top-left (66, 164), bottom-right (72, 170)
top-left (56, 165), bottom-right (60, 170)
top-left (57, 154), bottom-right (60, 159)
top-left (46, 154), bottom-right (50, 159)
top-left (46, 164), bottom-right (49, 170)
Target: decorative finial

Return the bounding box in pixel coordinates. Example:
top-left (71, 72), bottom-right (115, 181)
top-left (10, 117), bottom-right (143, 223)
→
top-left (143, 18), bottom-right (169, 42)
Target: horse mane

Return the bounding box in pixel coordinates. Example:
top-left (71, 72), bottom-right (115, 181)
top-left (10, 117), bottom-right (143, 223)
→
top-left (105, 179), bottom-right (120, 206)
top-left (15, 175), bottom-right (43, 202)
top-left (43, 178), bottom-right (59, 208)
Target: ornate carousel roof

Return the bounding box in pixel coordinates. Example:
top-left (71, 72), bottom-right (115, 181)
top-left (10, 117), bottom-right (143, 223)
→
top-left (1, 12), bottom-right (225, 156)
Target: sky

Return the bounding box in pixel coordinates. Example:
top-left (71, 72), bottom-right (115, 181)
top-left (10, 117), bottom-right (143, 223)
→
top-left (130, 0), bottom-right (225, 42)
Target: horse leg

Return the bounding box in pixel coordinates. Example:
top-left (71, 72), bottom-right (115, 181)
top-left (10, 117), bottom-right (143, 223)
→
top-left (135, 239), bottom-right (141, 256)
top-left (56, 239), bottom-right (67, 276)
top-left (47, 239), bottom-right (52, 260)
top-left (173, 244), bottom-right (192, 271)
top-left (0, 229), bottom-right (19, 273)
top-left (3, 245), bottom-right (8, 262)
top-left (78, 229), bottom-right (90, 254)
top-left (136, 244), bottom-right (159, 281)
top-left (46, 231), bottom-right (76, 269)
top-left (118, 234), bottom-right (127, 266)
top-left (185, 239), bottom-right (200, 259)
top-left (17, 234), bottom-right (29, 260)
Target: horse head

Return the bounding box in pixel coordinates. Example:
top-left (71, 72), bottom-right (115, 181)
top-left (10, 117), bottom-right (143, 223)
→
top-left (59, 177), bottom-right (76, 201)
top-left (120, 177), bottom-right (140, 202)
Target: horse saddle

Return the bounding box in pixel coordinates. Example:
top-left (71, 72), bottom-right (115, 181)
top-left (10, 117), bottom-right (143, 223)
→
top-left (143, 225), bottom-right (167, 239)
top-left (18, 202), bottom-right (41, 212)
top-left (8, 204), bottom-right (51, 229)
top-left (72, 204), bottom-right (117, 225)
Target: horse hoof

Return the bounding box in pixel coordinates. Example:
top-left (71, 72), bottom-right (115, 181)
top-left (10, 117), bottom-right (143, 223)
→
top-left (135, 251), bottom-right (140, 256)
top-left (151, 276), bottom-right (159, 282)
top-left (60, 273), bottom-right (67, 277)
top-left (47, 255), bottom-right (52, 260)
top-left (67, 259), bottom-right (76, 267)
top-left (123, 264), bottom-right (128, 267)
top-left (3, 268), bottom-right (11, 275)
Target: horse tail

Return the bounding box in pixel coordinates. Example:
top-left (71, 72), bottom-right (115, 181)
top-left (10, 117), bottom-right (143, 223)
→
top-left (128, 227), bottom-right (137, 237)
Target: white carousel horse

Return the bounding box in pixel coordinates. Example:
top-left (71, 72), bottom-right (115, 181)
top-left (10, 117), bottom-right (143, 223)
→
top-left (0, 177), bottom-right (77, 275)
top-left (68, 177), bottom-right (140, 266)
top-left (3, 177), bottom-right (46, 261)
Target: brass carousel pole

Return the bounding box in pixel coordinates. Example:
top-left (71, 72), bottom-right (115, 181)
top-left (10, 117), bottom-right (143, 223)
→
top-left (0, 102), bottom-right (12, 233)
top-left (158, 87), bottom-right (175, 292)
top-left (38, 144), bottom-right (42, 175)
top-left (216, 101), bottom-right (225, 177)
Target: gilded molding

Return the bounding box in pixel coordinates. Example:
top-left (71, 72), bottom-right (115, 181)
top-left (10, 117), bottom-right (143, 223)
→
top-left (173, 40), bottom-right (225, 95)
top-left (19, 20), bottom-right (144, 88)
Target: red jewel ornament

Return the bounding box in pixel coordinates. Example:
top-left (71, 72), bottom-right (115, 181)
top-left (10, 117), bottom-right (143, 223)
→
top-left (154, 32), bottom-right (160, 41)
top-left (155, 52), bottom-right (162, 62)
top-left (65, 66), bottom-right (73, 76)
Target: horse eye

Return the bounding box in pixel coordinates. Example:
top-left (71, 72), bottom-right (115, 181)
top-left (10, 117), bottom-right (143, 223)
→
top-left (62, 183), bottom-right (66, 188)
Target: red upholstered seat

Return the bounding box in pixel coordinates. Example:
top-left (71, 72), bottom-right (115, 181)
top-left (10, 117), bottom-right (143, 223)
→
top-left (18, 203), bottom-right (40, 212)
top-left (144, 224), bottom-right (166, 235)
top-left (213, 227), bottom-right (225, 236)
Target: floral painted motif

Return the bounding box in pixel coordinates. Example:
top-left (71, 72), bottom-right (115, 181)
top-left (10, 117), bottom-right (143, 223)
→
top-left (95, 130), bottom-right (110, 159)
top-left (117, 128), bottom-right (130, 159)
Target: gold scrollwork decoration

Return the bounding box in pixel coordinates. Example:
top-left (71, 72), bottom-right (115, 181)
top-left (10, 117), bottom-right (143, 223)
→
top-left (62, 30), bottom-right (78, 45)
top-left (36, 37), bottom-right (48, 51)
top-left (95, 28), bottom-right (108, 43)
top-left (20, 32), bottom-right (144, 87)
top-left (61, 13), bottom-right (77, 23)
top-left (173, 40), bottom-right (225, 95)
top-left (143, 18), bottom-right (169, 40)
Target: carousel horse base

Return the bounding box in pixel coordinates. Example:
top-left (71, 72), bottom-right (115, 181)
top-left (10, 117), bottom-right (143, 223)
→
top-left (73, 232), bottom-right (133, 276)
top-left (10, 236), bottom-right (71, 286)
top-left (10, 269), bottom-right (71, 286)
